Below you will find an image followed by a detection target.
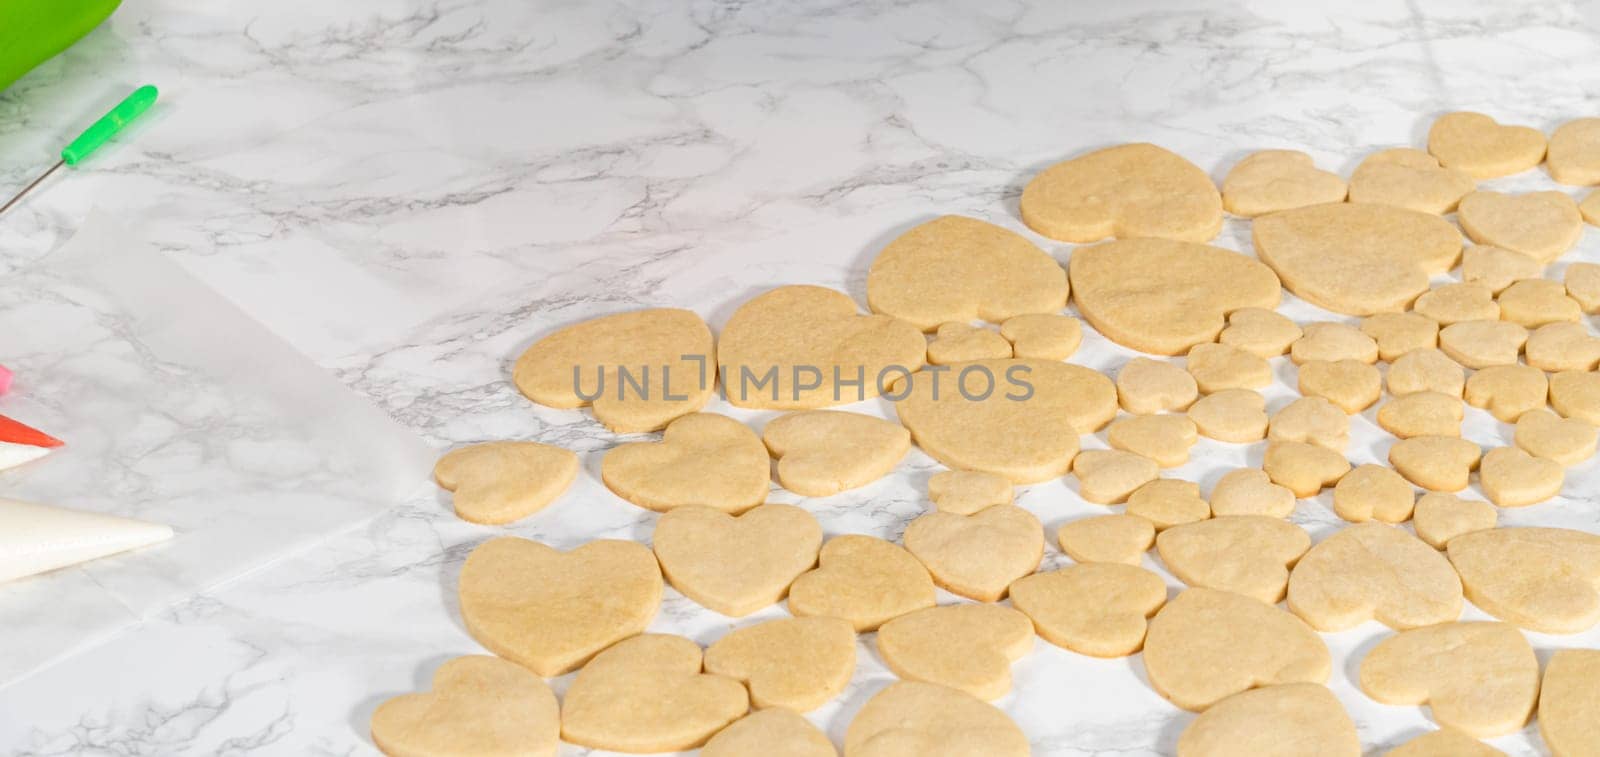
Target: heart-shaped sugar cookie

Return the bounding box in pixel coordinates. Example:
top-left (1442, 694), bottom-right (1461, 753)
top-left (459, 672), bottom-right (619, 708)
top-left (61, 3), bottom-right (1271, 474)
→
top-left (561, 634), bottom-right (749, 752)
top-left (1020, 143), bottom-right (1221, 243)
top-left (459, 537), bottom-right (662, 676)
top-left (1347, 147), bottom-right (1476, 215)
top-left (1289, 322), bottom-right (1379, 365)
top-left (1287, 522), bottom-right (1462, 631)
top-left (1188, 388), bottom-right (1268, 443)
top-left (1478, 447), bottom-right (1563, 508)
top-left (1389, 435), bottom-right (1480, 492)
top-left (1009, 562), bottom-right (1167, 657)
top-left (844, 681), bottom-right (1029, 757)
top-left (1221, 150), bottom-right (1347, 217)
top-left (704, 616), bottom-right (856, 711)
top-left (1000, 313), bottom-right (1083, 360)
top-left (1068, 238), bottom-right (1281, 355)
top-left (1056, 514), bottom-right (1155, 565)
top-left (788, 535), bottom-right (936, 631)
top-left (703, 709), bottom-right (838, 757)
top-left (1377, 391), bottom-right (1463, 439)
top-left (1142, 587), bottom-right (1330, 711)
top-left (763, 410), bottom-right (911, 497)
top-left (1208, 468), bottom-right (1295, 518)
top-left (1107, 414), bottom-right (1198, 468)
top-left (1464, 364), bottom-right (1548, 423)
top-left (433, 441), bottom-right (579, 525)
top-left (1388, 728), bottom-right (1506, 757)
top-left (1449, 527), bottom-right (1600, 633)
top-left (1126, 478), bottom-right (1210, 531)
top-left (1540, 649), bottom-right (1600, 757)
top-left (1515, 408), bottom-right (1598, 466)
top-left (866, 215), bottom-right (1069, 331)
top-left (1498, 279), bottom-right (1582, 328)
top-left (1219, 307), bottom-right (1302, 358)
top-left (513, 309), bottom-right (716, 433)
top-left (371, 655), bottom-right (559, 757)
top-left (1297, 359), bottom-right (1381, 414)
top-left (653, 504), bottom-right (822, 617)
top-left (1388, 348), bottom-right (1465, 397)
top-left (1156, 516), bottom-right (1310, 603)
top-left (1116, 357), bottom-right (1198, 414)
top-left (1548, 117), bottom-right (1600, 185)
top-left (925, 322), bottom-right (1012, 365)
top-left (1464, 244), bottom-right (1543, 294)
top-left (903, 504), bottom-right (1043, 601)
top-left (1459, 191), bottom-right (1584, 262)
top-left (602, 412), bottom-right (770, 513)
top-left (1331, 464), bottom-right (1416, 523)
top-left (1412, 493), bottom-right (1497, 550)
top-left (718, 285), bottom-right (926, 409)
top-left (927, 470), bottom-right (1013, 515)
top-left (1253, 203), bottom-right (1461, 315)
top-left (1551, 369), bottom-right (1600, 424)
top-left (894, 358), bottom-right (1116, 483)
top-left (1262, 441), bottom-right (1350, 497)
top-left (1413, 282), bottom-right (1500, 325)
top-left (1361, 311), bottom-right (1439, 361)
top-left (876, 603), bottom-right (1034, 700)
top-left (1568, 263), bottom-right (1600, 313)
top-left (1359, 621), bottom-right (1539, 738)
top-left (1186, 343), bottom-right (1272, 393)
top-left (1072, 449), bottom-right (1160, 504)
top-left (1427, 112), bottom-right (1547, 179)
top-left (1176, 683), bottom-right (1360, 757)
top-left (1526, 322), bottom-right (1600, 372)
top-left (1268, 396), bottom-right (1348, 451)
top-left (1438, 320), bottom-right (1528, 369)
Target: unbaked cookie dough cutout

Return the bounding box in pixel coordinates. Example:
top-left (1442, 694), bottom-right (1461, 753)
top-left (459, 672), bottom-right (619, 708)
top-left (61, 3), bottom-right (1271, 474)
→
top-left (1268, 396), bottom-right (1348, 451)
top-left (1347, 147), bottom-right (1475, 214)
top-left (1497, 279), bottom-right (1582, 328)
top-left (894, 358), bottom-right (1115, 483)
top-left (1069, 238), bottom-right (1281, 355)
top-left (1219, 307), bottom-right (1301, 358)
top-left (1262, 441), bottom-right (1350, 498)
top-left (1448, 526), bottom-right (1600, 633)
top-left (1116, 357), bottom-right (1198, 414)
top-left (1413, 493), bottom-right (1497, 550)
top-left (1208, 468), bottom-right (1296, 518)
top-left (1358, 621), bottom-right (1539, 738)
top-left (1020, 142), bottom-right (1222, 243)
top-left (1072, 449), bottom-right (1160, 504)
top-left (1252, 203), bottom-right (1461, 315)
top-left (762, 410), bottom-right (911, 497)
top-left (459, 537), bottom-right (662, 677)
top-left (1332, 464), bottom-right (1416, 523)
top-left (925, 322), bottom-right (1013, 365)
top-left (904, 504), bottom-right (1043, 601)
top-left (370, 655), bottom-right (560, 757)
top-left (702, 709), bottom-right (838, 757)
top-left (1186, 343), bottom-right (1273, 394)
top-left (1540, 649), bottom-right (1600, 757)
top-left (1056, 514), bottom-right (1156, 565)
top-left (788, 535), bottom-right (936, 632)
top-left (602, 412), bottom-right (770, 513)
top-left (1427, 112), bottom-right (1547, 179)
top-left (1009, 562), bottom-right (1167, 657)
top-left (560, 634), bottom-right (748, 752)
top-left (843, 681), bottom-right (1029, 757)
top-left (999, 313), bottom-right (1082, 360)
top-left (1221, 150), bottom-right (1347, 217)
top-left (703, 616), bottom-right (855, 712)
top-left (876, 603), bottom-right (1034, 700)
top-left (653, 504), bottom-right (822, 617)
top-left (1377, 391), bottom-right (1464, 439)
top-left (1188, 388), bottom-right (1268, 443)
top-left (1107, 414), bottom-right (1198, 468)
top-left (1361, 311), bottom-right (1438, 361)
top-left (1479, 446), bottom-right (1564, 507)
top-left (1389, 435), bottom-right (1480, 492)
top-left (1125, 478), bottom-right (1210, 531)
top-left (1175, 683), bottom-right (1360, 757)
top-left (513, 308), bottom-right (716, 433)
top-left (1458, 190), bottom-right (1584, 263)
top-left (866, 215), bottom-right (1068, 331)
top-left (718, 285), bottom-right (926, 409)
top-left (1142, 587), bottom-right (1330, 711)
top-left (433, 441), bottom-right (578, 525)
top-left (1156, 516), bottom-right (1310, 603)
top-left (1287, 522), bottom-right (1463, 631)
top-left (927, 470), bottom-right (1013, 515)
top-left (1461, 245), bottom-right (1543, 294)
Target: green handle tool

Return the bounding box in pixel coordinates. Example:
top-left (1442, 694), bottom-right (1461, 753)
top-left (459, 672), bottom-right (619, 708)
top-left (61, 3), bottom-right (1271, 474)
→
top-left (0, 84), bottom-right (158, 216)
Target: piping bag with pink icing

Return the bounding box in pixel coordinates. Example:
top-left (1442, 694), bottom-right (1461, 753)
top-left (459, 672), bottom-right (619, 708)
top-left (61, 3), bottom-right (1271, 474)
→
top-left (0, 498), bottom-right (173, 583)
top-left (0, 414), bottom-right (63, 472)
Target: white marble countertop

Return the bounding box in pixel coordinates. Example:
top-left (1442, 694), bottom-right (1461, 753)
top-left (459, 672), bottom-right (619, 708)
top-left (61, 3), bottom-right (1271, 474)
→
top-left (5, 0), bottom-right (1600, 754)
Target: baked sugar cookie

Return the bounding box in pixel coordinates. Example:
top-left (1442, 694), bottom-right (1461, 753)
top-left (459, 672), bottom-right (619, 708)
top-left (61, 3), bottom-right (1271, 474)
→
top-left (1219, 307), bottom-right (1301, 358)
top-left (1478, 446), bottom-right (1563, 508)
top-left (1464, 364), bottom-right (1548, 423)
top-left (1186, 343), bottom-right (1273, 394)
top-left (1540, 649), bottom-right (1600, 757)
top-left (1263, 441), bottom-right (1350, 497)
top-left (903, 504), bottom-right (1044, 601)
top-left (1221, 150), bottom-right (1347, 217)
top-left (1497, 279), bottom-right (1581, 328)
top-left (702, 709), bottom-right (837, 757)
top-left (433, 441), bottom-right (579, 525)
top-left (1548, 118), bottom-right (1600, 185)
top-left (1438, 320), bottom-right (1527, 369)
top-left (1359, 621), bottom-right (1538, 738)
top-left (1020, 143), bottom-right (1222, 243)
top-left (927, 470), bottom-right (1013, 515)
top-left (1175, 683), bottom-right (1360, 757)
top-left (653, 504), bottom-right (822, 617)
top-left (876, 603), bottom-right (1034, 700)
top-left (1377, 392), bottom-right (1463, 439)
top-left (1412, 493), bottom-right (1497, 549)
top-left (1458, 191), bottom-right (1583, 262)
top-left (1566, 262), bottom-right (1600, 312)
top-left (1550, 369), bottom-right (1600, 424)
top-left (1072, 449), bottom-right (1160, 504)
top-left (371, 655), bottom-right (560, 757)
top-left (1253, 203), bottom-right (1461, 315)
top-left (924, 322), bottom-right (1012, 365)
top-left (893, 358), bottom-right (1116, 483)
top-left (1125, 478), bottom-right (1210, 531)
top-left (1009, 562), bottom-right (1167, 657)
top-left (1069, 239), bottom-right (1281, 355)
top-left (719, 285), bottom-right (926, 409)
top-left (704, 616), bottom-right (855, 712)
top-left (844, 681), bottom-right (1028, 757)
top-left (1142, 588), bottom-right (1330, 711)
top-left (1362, 312), bottom-right (1439, 361)
top-left (1156, 516), bottom-right (1310, 603)
top-left (763, 410), bottom-right (911, 497)
top-left (561, 634), bottom-right (748, 752)
top-left (1297, 359), bottom-right (1381, 414)
top-left (1584, 190), bottom-right (1600, 226)
top-left (1116, 357), bottom-right (1198, 414)
top-left (788, 535), bottom-right (936, 631)
top-left (1347, 147), bottom-right (1475, 214)
top-left (513, 309), bottom-right (716, 433)
top-left (1515, 408), bottom-right (1598, 466)
top-left (459, 538), bottom-right (661, 676)
top-left (1287, 522), bottom-right (1463, 630)
top-left (1332, 464), bottom-right (1416, 523)
top-left (1208, 468), bottom-right (1296, 518)
top-left (999, 313), bottom-right (1082, 360)
top-left (1386, 728), bottom-right (1505, 757)
top-left (1268, 396), bottom-right (1349, 452)
top-left (1107, 414), bottom-right (1198, 468)
top-left (1188, 388), bottom-right (1268, 443)
top-left (1388, 348), bottom-right (1465, 397)
top-left (1289, 322), bottom-right (1379, 365)
top-left (1389, 435), bottom-right (1480, 492)
top-left (1427, 112), bottom-right (1547, 179)
top-left (1412, 282), bottom-right (1499, 325)
top-left (1461, 245), bottom-right (1542, 294)
top-left (866, 215), bottom-right (1068, 331)
top-left (602, 412), bottom-right (770, 513)
top-left (1449, 527), bottom-right (1600, 633)
top-left (1526, 322), bottom-right (1600, 372)
top-left (1056, 514), bottom-right (1156, 565)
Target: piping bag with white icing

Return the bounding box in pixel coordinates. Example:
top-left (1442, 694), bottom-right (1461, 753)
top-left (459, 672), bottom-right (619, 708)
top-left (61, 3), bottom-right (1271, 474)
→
top-left (0, 498), bottom-right (172, 584)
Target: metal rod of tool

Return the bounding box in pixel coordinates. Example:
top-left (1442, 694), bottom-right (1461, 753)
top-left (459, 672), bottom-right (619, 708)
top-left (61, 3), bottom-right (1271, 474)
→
top-left (0, 159), bottom-right (62, 215)
top-left (0, 84), bottom-right (159, 217)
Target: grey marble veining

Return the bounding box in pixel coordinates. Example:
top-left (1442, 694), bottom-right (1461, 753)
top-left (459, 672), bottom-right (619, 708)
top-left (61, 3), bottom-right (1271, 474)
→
top-left (3, 0), bottom-right (1600, 754)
